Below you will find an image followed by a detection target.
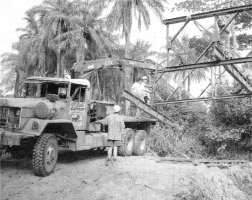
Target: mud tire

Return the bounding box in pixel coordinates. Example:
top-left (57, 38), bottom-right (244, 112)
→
top-left (118, 128), bottom-right (134, 156)
top-left (32, 133), bottom-right (58, 177)
top-left (133, 130), bottom-right (147, 156)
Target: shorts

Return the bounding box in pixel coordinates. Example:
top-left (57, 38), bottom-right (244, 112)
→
top-left (107, 140), bottom-right (122, 147)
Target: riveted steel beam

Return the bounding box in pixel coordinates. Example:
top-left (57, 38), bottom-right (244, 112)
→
top-left (155, 94), bottom-right (252, 104)
top-left (163, 4), bottom-right (252, 25)
top-left (161, 57), bottom-right (252, 73)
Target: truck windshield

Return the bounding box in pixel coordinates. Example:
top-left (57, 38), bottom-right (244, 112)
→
top-left (24, 82), bottom-right (68, 99)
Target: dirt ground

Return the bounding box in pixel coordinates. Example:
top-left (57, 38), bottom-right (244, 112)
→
top-left (1, 150), bottom-right (252, 200)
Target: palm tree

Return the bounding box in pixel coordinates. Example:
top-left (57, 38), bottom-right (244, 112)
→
top-left (17, 13), bottom-right (46, 77)
top-left (106, 0), bottom-right (167, 88)
top-left (0, 40), bottom-right (28, 97)
top-left (27, 0), bottom-right (115, 77)
top-left (27, 0), bottom-right (76, 77)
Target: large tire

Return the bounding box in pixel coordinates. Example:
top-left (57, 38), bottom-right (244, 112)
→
top-left (133, 130), bottom-right (147, 156)
top-left (32, 134), bottom-right (58, 177)
top-left (118, 128), bottom-right (134, 156)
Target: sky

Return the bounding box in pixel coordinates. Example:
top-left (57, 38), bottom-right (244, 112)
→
top-left (0, 0), bottom-right (237, 96)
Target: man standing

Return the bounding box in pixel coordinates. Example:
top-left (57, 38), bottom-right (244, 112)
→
top-left (96, 105), bottom-right (125, 166)
top-left (131, 78), bottom-right (143, 117)
top-left (131, 78), bottom-right (143, 99)
top-left (141, 76), bottom-right (151, 104)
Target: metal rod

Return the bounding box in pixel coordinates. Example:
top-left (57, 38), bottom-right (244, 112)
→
top-left (194, 21), bottom-right (212, 34)
top-left (246, 49), bottom-right (252, 57)
top-left (166, 24), bottom-right (170, 68)
top-left (244, 11), bottom-right (252, 19)
top-left (155, 94), bottom-right (252, 104)
top-left (166, 86), bottom-right (179, 101)
top-left (211, 68), bottom-right (214, 97)
top-left (198, 83), bottom-right (211, 98)
top-left (155, 72), bottom-right (164, 83)
top-left (219, 12), bottom-right (239, 35)
top-left (171, 20), bottom-right (190, 42)
top-left (163, 4), bottom-right (252, 25)
top-left (218, 85), bottom-right (231, 95)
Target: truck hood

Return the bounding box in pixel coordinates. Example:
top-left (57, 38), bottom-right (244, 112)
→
top-left (0, 98), bottom-right (45, 108)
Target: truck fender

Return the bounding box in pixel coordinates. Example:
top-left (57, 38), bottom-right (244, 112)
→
top-left (20, 118), bottom-right (77, 140)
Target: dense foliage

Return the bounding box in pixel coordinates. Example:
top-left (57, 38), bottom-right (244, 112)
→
top-left (198, 85), bottom-right (252, 158)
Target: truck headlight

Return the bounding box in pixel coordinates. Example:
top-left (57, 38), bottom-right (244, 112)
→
top-left (32, 121), bottom-right (39, 130)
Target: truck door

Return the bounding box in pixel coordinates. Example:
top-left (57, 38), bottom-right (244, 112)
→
top-left (70, 85), bottom-right (87, 128)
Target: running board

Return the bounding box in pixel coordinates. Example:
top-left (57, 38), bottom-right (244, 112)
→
top-left (122, 90), bottom-right (180, 130)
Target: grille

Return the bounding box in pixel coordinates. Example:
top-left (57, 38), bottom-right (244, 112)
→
top-left (0, 107), bottom-right (21, 129)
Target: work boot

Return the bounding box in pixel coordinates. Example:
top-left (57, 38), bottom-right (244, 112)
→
top-left (105, 158), bottom-right (110, 166)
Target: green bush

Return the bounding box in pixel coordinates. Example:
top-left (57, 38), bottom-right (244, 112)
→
top-left (200, 85), bottom-right (252, 158)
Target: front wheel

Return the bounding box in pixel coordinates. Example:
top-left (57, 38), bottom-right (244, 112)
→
top-left (32, 134), bottom-right (58, 176)
top-left (118, 128), bottom-right (134, 156)
top-left (133, 130), bottom-right (147, 156)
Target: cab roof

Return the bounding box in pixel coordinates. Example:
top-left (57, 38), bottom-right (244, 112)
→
top-left (26, 76), bottom-right (90, 88)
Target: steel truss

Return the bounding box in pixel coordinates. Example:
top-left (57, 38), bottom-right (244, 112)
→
top-left (74, 5), bottom-right (252, 105)
top-left (157, 4), bottom-right (252, 104)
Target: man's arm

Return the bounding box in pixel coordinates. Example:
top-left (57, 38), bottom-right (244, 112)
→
top-left (95, 117), bottom-right (108, 125)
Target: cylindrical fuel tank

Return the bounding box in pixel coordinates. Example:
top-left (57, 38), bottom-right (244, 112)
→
top-left (35, 101), bottom-right (57, 119)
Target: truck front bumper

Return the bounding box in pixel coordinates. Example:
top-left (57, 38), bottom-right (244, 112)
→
top-left (0, 128), bottom-right (31, 147)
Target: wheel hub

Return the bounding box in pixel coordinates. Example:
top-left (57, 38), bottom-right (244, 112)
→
top-left (140, 137), bottom-right (146, 151)
top-left (127, 137), bottom-right (133, 151)
top-left (46, 145), bottom-right (56, 166)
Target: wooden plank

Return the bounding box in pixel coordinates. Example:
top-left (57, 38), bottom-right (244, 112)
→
top-left (157, 157), bottom-right (193, 163)
top-left (157, 157), bottom-right (248, 167)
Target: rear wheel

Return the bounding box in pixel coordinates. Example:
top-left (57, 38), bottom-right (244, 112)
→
top-left (133, 130), bottom-right (147, 156)
top-left (118, 128), bottom-right (134, 156)
top-left (32, 134), bottom-right (58, 177)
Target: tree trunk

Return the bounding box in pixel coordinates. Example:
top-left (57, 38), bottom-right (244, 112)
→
top-left (124, 30), bottom-right (132, 115)
top-left (56, 51), bottom-right (62, 78)
top-left (14, 69), bottom-right (20, 98)
top-left (124, 31), bottom-right (132, 88)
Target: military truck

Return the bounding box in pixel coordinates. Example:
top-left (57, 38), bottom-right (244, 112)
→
top-left (0, 76), bottom-right (156, 176)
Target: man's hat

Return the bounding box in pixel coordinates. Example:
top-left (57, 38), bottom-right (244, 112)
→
top-left (113, 105), bottom-right (121, 113)
top-left (142, 76), bottom-right (148, 80)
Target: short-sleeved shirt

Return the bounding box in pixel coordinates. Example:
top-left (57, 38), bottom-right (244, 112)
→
top-left (99, 114), bottom-right (125, 141)
top-left (131, 82), bottom-right (142, 97)
top-left (141, 82), bottom-right (151, 97)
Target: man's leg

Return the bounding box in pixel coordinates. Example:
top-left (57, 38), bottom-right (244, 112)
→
top-left (113, 146), bottom-right (118, 161)
top-left (106, 147), bottom-right (113, 166)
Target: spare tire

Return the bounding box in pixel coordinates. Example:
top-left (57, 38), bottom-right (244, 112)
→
top-left (133, 130), bottom-right (147, 156)
top-left (118, 128), bottom-right (134, 156)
